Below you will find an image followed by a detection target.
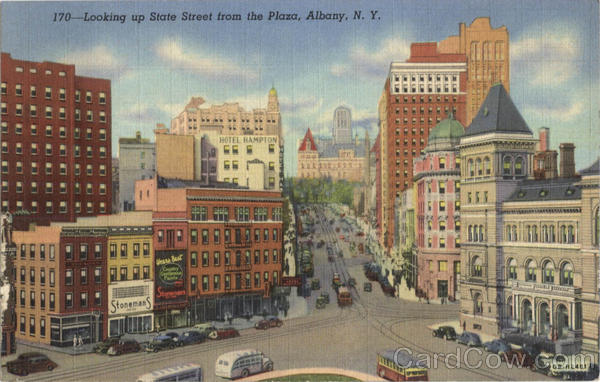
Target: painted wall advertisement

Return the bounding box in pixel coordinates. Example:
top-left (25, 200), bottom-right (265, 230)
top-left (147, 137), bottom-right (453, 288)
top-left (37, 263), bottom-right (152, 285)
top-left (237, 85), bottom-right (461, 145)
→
top-left (108, 280), bottom-right (154, 315)
top-left (155, 250), bottom-right (186, 303)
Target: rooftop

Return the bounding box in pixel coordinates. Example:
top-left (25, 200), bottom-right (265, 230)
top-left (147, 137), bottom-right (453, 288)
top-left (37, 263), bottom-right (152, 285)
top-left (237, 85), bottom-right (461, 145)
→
top-left (506, 177), bottom-right (581, 202)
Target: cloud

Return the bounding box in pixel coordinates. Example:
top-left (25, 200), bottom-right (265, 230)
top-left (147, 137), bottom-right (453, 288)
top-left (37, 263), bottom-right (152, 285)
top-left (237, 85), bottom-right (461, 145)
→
top-left (524, 101), bottom-right (584, 123)
top-left (155, 38), bottom-right (258, 80)
top-left (280, 95), bottom-right (323, 115)
top-left (512, 28), bottom-right (581, 87)
top-left (58, 45), bottom-right (127, 78)
top-left (116, 103), bottom-right (165, 124)
top-left (330, 36), bottom-right (412, 79)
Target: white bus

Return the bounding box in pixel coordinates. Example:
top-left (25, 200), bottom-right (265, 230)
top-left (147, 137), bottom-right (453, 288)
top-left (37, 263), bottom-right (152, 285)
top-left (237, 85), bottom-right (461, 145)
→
top-left (136, 363), bottom-right (202, 382)
top-left (215, 349), bottom-right (273, 379)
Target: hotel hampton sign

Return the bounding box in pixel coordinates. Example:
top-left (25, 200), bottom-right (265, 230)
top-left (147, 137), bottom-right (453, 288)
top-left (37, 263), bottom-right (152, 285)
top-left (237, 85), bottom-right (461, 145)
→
top-left (108, 280), bottom-right (154, 315)
top-left (219, 136), bottom-right (278, 144)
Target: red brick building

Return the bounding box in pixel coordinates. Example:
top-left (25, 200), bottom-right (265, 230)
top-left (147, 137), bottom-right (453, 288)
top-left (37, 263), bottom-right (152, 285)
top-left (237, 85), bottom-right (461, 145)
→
top-left (1, 52), bottom-right (112, 229)
top-left (135, 177), bottom-right (284, 328)
top-left (377, 43), bottom-right (467, 249)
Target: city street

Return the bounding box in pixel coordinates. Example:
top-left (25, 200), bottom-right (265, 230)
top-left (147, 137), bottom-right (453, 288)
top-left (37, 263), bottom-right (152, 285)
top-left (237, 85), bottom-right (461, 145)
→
top-left (2, 205), bottom-right (550, 382)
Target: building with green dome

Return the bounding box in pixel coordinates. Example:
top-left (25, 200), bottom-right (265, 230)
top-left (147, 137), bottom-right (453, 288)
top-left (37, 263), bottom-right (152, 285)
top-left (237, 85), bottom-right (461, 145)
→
top-left (411, 114), bottom-right (465, 301)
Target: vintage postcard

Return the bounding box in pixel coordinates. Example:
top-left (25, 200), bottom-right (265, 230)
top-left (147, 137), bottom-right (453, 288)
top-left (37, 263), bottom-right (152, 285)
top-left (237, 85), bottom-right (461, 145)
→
top-left (0, 0), bottom-right (598, 381)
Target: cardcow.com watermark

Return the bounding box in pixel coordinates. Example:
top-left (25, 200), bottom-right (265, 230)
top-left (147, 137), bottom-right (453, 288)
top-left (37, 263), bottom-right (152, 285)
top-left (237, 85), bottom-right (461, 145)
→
top-left (393, 347), bottom-right (594, 372)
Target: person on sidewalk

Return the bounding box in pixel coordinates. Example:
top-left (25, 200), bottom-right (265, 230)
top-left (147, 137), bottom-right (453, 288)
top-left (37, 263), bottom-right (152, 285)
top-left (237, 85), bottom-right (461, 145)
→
top-left (78, 335), bottom-right (83, 347)
top-left (73, 335), bottom-right (77, 350)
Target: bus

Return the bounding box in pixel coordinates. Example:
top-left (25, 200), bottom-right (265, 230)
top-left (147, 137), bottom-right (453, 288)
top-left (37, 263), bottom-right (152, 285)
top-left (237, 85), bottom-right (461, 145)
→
top-left (337, 286), bottom-right (352, 307)
top-left (377, 350), bottom-right (428, 381)
top-left (136, 363), bottom-right (202, 382)
top-left (215, 349), bottom-right (273, 379)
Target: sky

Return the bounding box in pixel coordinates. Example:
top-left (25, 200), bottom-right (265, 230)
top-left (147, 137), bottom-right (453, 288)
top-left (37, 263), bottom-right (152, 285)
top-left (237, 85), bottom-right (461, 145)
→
top-left (2, 0), bottom-right (598, 176)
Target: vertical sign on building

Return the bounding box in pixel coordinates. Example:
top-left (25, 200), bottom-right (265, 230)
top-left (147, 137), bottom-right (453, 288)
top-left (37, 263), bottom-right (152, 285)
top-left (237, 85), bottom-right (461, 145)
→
top-left (155, 251), bottom-right (186, 303)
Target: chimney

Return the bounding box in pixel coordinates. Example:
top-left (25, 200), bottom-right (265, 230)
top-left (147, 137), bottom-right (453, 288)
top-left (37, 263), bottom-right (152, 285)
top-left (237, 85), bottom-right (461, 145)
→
top-left (538, 127), bottom-right (550, 152)
top-left (559, 143), bottom-right (576, 178)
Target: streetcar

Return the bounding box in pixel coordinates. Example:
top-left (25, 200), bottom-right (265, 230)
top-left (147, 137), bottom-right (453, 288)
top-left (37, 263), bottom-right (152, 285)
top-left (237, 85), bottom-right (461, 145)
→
top-left (377, 350), bottom-right (428, 381)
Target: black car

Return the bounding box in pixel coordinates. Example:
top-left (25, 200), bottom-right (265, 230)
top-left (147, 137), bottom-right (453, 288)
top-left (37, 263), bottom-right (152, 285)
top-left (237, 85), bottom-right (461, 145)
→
top-left (145, 335), bottom-right (177, 352)
top-left (93, 337), bottom-right (122, 354)
top-left (432, 326), bottom-right (456, 340)
top-left (179, 330), bottom-right (207, 345)
top-left (164, 331), bottom-right (182, 346)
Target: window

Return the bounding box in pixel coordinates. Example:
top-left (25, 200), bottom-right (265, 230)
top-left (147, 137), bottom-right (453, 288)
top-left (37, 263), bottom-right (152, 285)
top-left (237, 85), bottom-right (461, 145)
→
top-left (65, 244), bottom-right (73, 260)
top-left (40, 292), bottom-right (46, 309)
top-left (214, 251), bottom-right (220, 266)
top-left (110, 243), bottom-right (117, 258)
top-left (474, 293), bottom-right (483, 315)
top-left (94, 292), bottom-right (101, 306)
top-left (86, 110), bottom-right (93, 121)
top-left (190, 276), bottom-right (197, 291)
top-left (133, 266), bottom-right (140, 280)
top-left (50, 269), bottom-right (55, 286)
top-left (508, 258), bottom-right (517, 280)
top-left (472, 256), bottom-right (482, 277)
top-left (503, 156), bottom-right (512, 176)
top-left (560, 262), bottom-right (574, 286)
top-left (94, 267), bottom-right (101, 283)
top-left (439, 157), bottom-right (445, 169)
top-left (202, 275), bottom-right (209, 291)
top-left (191, 206), bottom-right (207, 221)
top-left (80, 268), bottom-right (87, 284)
top-left (80, 292), bottom-right (88, 307)
top-left (542, 261), bottom-right (555, 284)
top-left (202, 229), bottom-right (209, 244)
top-left (80, 243), bottom-right (88, 260)
top-left (143, 266), bottom-right (150, 279)
top-left (30, 316), bottom-right (35, 335)
top-left (202, 252), bottom-right (209, 267)
top-left (99, 92), bottom-right (106, 104)
top-left (50, 293), bottom-right (55, 310)
top-left (273, 249), bottom-right (278, 263)
top-left (235, 207), bottom-right (250, 221)
top-left (86, 91), bottom-right (92, 103)
top-left (214, 229), bottom-right (220, 244)
top-left (515, 157), bottom-right (523, 176)
top-left (120, 267), bottom-right (127, 281)
top-left (225, 275), bottom-right (231, 290)
top-left (20, 290), bottom-right (25, 306)
top-left (110, 268), bottom-right (117, 282)
top-left (191, 252), bottom-right (198, 267)
top-left (120, 244), bottom-right (127, 258)
top-left (439, 201), bottom-right (446, 212)
top-left (65, 269), bottom-right (73, 285)
top-left (526, 260), bottom-right (537, 282)
top-left (20, 316), bottom-right (25, 333)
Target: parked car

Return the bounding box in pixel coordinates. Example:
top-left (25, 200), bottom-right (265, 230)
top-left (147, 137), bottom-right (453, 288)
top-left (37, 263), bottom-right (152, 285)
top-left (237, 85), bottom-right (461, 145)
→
top-left (432, 326), bottom-right (456, 340)
top-left (316, 296), bottom-right (327, 309)
top-left (107, 339), bottom-right (141, 356)
top-left (6, 352), bottom-right (58, 376)
top-left (347, 277), bottom-right (356, 287)
top-left (194, 322), bottom-right (217, 337)
top-left (255, 317), bottom-right (282, 330)
top-left (179, 330), bottom-right (207, 346)
top-left (209, 327), bottom-right (240, 340)
top-left (483, 339), bottom-right (511, 355)
top-left (266, 316), bottom-right (283, 327)
top-left (320, 292), bottom-right (330, 304)
top-left (164, 331), bottom-right (182, 346)
top-left (145, 335), bottom-right (177, 352)
top-left (457, 331), bottom-right (482, 347)
top-left (363, 282), bottom-right (372, 292)
top-left (94, 337), bottom-right (121, 354)
top-left (502, 349), bottom-right (535, 369)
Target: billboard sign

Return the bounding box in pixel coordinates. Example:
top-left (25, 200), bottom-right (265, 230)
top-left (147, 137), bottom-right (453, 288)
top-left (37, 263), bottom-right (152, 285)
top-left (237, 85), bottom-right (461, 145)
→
top-left (155, 250), bottom-right (186, 303)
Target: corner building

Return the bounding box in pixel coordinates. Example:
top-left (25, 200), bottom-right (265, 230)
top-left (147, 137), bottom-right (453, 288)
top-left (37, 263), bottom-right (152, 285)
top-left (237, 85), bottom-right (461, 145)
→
top-left (0, 53), bottom-right (112, 228)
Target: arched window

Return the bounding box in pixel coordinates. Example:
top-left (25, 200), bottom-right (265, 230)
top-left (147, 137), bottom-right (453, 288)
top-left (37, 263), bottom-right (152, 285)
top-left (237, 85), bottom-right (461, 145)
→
top-left (542, 260), bottom-right (555, 284)
top-left (560, 225), bottom-right (567, 243)
top-left (526, 259), bottom-right (537, 282)
top-left (527, 225), bottom-right (532, 242)
top-left (474, 293), bottom-right (483, 315)
top-left (567, 225), bottom-right (575, 243)
top-left (484, 157), bottom-right (491, 175)
top-left (560, 262), bottom-right (574, 286)
top-left (512, 225), bottom-right (518, 241)
top-left (479, 225), bottom-right (484, 242)
top-left (542, 225), bottom-right (548, 242)
top-left (476, 158), bottom-right (482, 176)
top-left (532, 225), bottom-right (538, 242)
top-left (468, 159), bottom-right (474, 177)
top-left (507, 258), bottom-right (517, 280)
top-left (472, 256), bottom-right (483, 277)
top-left (515, 156), bottom-right (524, 176)
top-left (503, 156), bottom-right (512, 176)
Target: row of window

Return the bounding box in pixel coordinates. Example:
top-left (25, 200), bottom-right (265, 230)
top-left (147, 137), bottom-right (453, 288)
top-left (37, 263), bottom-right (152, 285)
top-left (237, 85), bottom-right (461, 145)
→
top-left (467, 225), bottom-right (486, 242)
top-left (190, 249), bottom-right (279, 267)
top-left (223, 144), bottom-right (277, 155)
top-left (0, 142), bottom-right (107, 158)
top-left (507, 258), bottom-right (574, 285)
top-left (190, 271), bottom-right (279, 292)
top-left (466, 191), bottom-right (488, 204)
top-left (505, 224), bottom-right (577, 244)
top-left (2, 200), bottom-right (108, 214)
top-left (393, 73), bottom-right (459, 84)
top-left (4, 182), bottom-right (107, 196)
top-left (190, 206), bottom-right (282, 222)
top-left (223, 161), bottom-right (276, 171)
top-left (65, 291), bottom-right (102, 309)
top-left (0, 103), bottom-right (106, 122)
top-left (19, 290), bottom-right (56, 311)
top-left (393, 95), bottom-right (459, 104)
top-left (425, 235), bottom-right (458, 249)
top-left (1, 163), bottom-right (108, 179)
top-left (20, 315), bottom-right (48, 338)
top-left (1, 82), bottom-right (106, 104)
top-left (1, 121), bottom-right (108, 140)
top-left (108, 266), bottom-right (151, 282)
top-left (19, 244), bottom-right (55, 260)
top-left (469, 40), bottom-right (506, 61)
top-left (19, 267), bottom-right (56, 286)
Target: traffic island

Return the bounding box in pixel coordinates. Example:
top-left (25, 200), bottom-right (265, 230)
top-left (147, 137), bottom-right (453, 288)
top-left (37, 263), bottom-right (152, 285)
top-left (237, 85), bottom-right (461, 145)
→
top-left (240, 367), bottom-right (385, 381)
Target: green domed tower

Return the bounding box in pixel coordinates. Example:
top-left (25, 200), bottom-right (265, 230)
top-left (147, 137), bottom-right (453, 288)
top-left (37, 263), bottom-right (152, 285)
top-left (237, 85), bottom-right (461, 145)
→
top-left (425, 111), bottom-right (465, 152)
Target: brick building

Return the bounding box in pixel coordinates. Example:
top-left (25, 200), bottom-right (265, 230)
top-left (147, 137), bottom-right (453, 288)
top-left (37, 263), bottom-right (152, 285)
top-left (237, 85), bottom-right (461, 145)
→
top-left (377, 43), bottom-right (467, 249)
top-left (0, 52), bottom-right (112, 228)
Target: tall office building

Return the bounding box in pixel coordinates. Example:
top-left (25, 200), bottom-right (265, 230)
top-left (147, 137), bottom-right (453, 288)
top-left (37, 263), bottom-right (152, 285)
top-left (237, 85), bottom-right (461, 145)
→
top-left (0, 53), bottom-right (112, 228)
top-left (332, 106), bottom-right (352, 145)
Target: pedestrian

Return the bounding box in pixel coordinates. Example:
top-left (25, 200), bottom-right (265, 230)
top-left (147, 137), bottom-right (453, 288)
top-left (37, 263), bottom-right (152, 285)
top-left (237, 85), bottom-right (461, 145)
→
top-left (78, 334), bottom-right (84, 347)
top-left (463, 321), bottom-right (466, 332)
top-left (73, 335), bottom-right (77, 349)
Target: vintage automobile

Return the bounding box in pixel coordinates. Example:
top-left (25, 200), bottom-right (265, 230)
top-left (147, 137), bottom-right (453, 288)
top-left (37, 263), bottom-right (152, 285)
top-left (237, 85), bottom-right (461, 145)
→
top-left (311, 278), bottom-right (321, 290)
top-left (145, 335), bottom-right (177, 352)
top-left (320, 292), bottom-right (330, 304)
top-left (107, 339), bottom-right (141, 356)
top-left (209, 327), bottom-right (240, 340)
top-left (363, 282), bottom-right (372, 292)
top-left (179, 330), bottom-right (207, 346)
top-left (316, 296), bottom-right (327, 309)
top-left (347, 277), bottom-right (356, 287)
top-left (457, 331), bottom-right (482, 347)
top-left (483, 339), bottom-right (511, 355)
top-left (255, 316), bottom-right (283, 330)
top-left (164, 332), bottom-right (182, 346)
top-left (432, 326), bottom-right (457, 340)
top-left (193, 322), bottom-right (217, 336)
top-left (6, 352), bottom-right (58, 376)
top-left (94, 337), bottom-right (122, 354)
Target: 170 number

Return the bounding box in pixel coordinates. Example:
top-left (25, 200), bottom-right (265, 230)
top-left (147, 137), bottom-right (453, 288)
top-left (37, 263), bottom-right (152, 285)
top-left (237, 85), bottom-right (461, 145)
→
top-left (53, 12), bottom-right (72, 22)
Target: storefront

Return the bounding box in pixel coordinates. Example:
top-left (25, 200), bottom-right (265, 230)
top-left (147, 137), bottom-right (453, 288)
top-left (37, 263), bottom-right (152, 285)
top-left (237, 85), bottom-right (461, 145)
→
top-left (154, 250), bottom-right (187, 329)
top-left (108, 280), bottom-right (154, 337)
top-left (49, 312), bottom-right (103, 347)
top-left (187, 292), bottom-right (281, 325)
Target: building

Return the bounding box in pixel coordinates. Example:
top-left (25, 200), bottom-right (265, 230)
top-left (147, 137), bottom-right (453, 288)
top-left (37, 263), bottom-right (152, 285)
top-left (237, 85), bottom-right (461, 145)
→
top-left (134, 177), bottom-right (284, 329)
top-left (12, 212), bottom-right (154, 346)
top-left (458, 83), bottom-right (599, 356)
top-left (118, 131), bottom-right (156, 211)
top-left (438, 17), bottom-right (510, 125)
top-left (156, 89), bottom-right (283, 191)
top-left (111, 158), bottom-right (119, 213)
top-left (0, 213), bottom-right (17, 355)
top-left (533, 127), bottom-right (558, 180)
top-left (413, 114), bottom-right (463, 301)
top-left (332, 106), bottom-right (352, 145)
top-left (0, 52), bottom-right (112, 229)
top-left (377, 42), bottom-right (467, 249)
top-left (396, 189), bottom-right (417, 291)
top-left (297, 128), bottom-right (367, 182)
